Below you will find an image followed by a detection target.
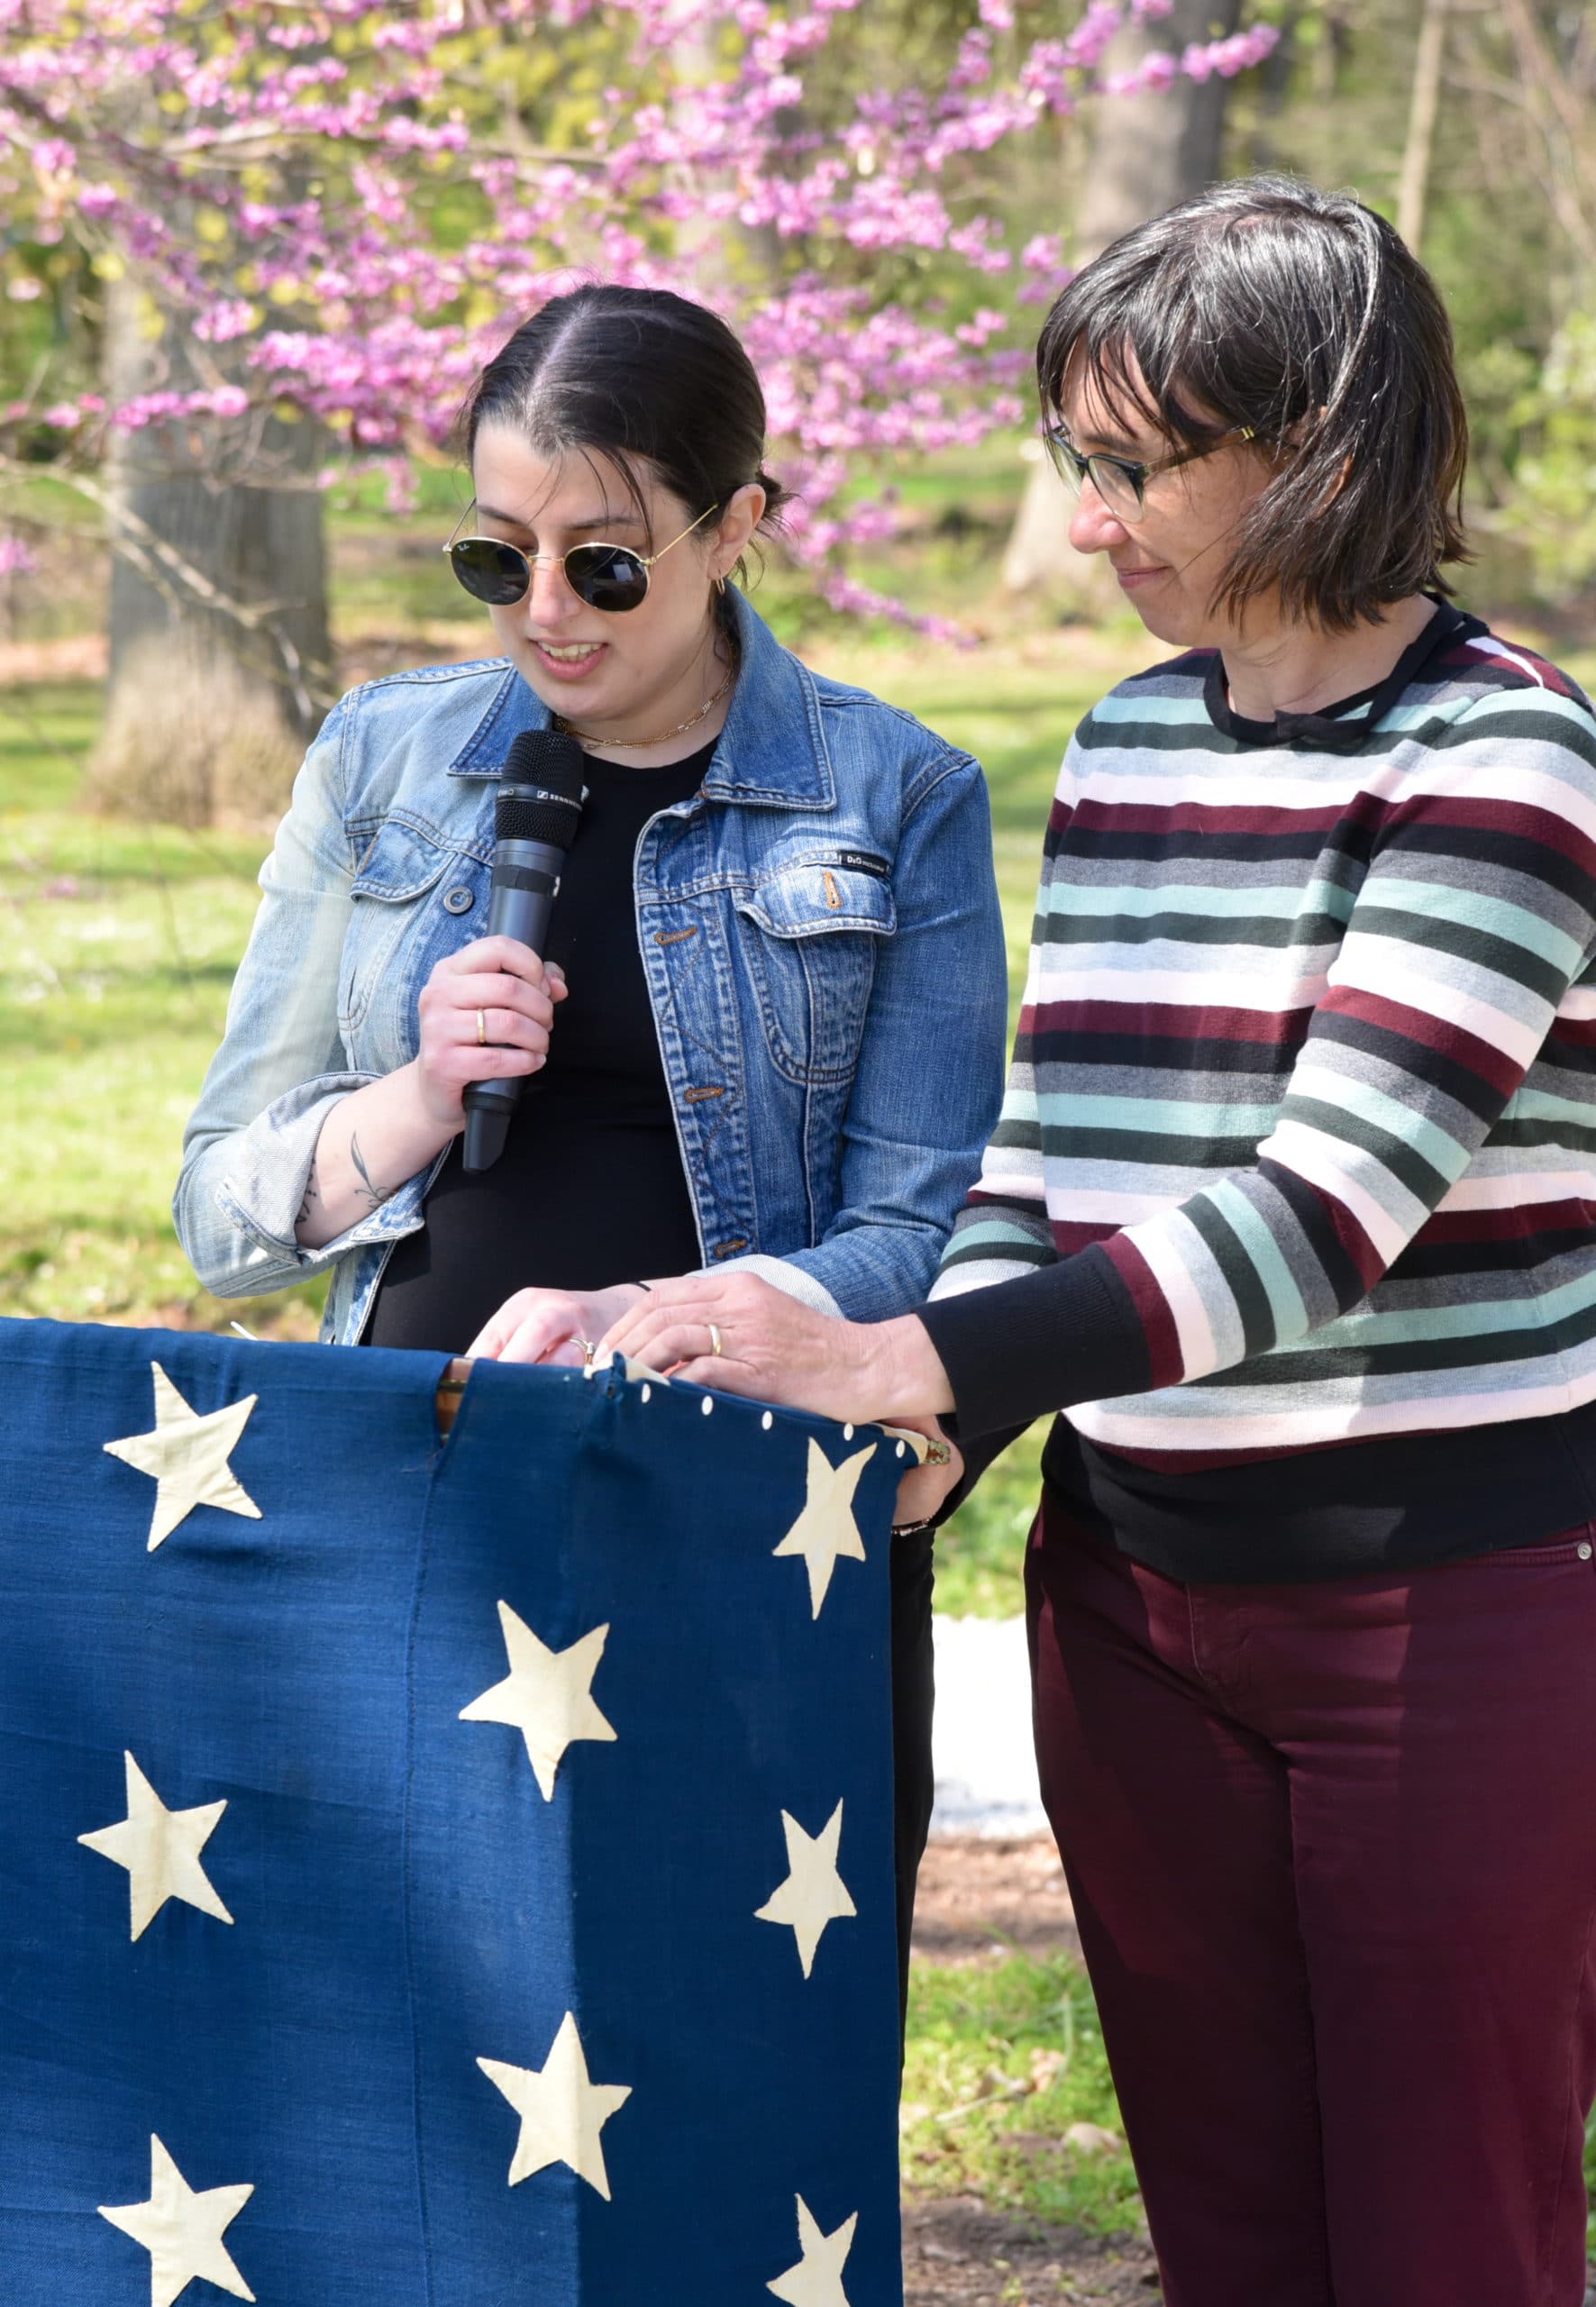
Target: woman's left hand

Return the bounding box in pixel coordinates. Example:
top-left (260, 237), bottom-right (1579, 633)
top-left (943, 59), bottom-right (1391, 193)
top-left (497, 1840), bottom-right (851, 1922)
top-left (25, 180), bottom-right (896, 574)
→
top-left (890, 1418), bottom-right (964, 1528)
top-left (468, 1281), bottom-right (648, 1366)
top-left (597, 1270), bottom-right (955, 1427)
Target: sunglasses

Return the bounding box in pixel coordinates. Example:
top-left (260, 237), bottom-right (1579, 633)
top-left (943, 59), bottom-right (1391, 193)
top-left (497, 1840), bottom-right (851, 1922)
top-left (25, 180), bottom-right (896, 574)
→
top-left (1042, 421), bottom-right (1255, 520)
top-left (442, 502), bottom-right (716, 613)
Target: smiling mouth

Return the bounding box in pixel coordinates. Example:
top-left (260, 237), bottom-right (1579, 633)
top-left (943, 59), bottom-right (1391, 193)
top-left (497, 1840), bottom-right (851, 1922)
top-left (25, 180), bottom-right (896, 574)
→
top-left (534, 640), bottom-right (605, 661)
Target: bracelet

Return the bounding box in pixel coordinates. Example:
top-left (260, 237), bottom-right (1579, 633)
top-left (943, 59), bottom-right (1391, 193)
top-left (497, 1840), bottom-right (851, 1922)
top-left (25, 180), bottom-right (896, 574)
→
top-left (891, 1518), bottom-right (935, 1538)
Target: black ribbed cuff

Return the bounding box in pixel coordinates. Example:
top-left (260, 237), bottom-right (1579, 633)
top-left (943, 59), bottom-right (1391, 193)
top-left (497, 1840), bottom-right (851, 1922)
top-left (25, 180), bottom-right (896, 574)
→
top-left (917, 1246), bottom-right (1152, 1441)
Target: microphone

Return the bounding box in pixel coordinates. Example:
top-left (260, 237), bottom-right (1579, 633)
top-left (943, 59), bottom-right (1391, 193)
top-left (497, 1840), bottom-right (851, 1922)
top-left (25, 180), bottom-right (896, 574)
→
top-left (461, 726), bottom-right (587, 1173)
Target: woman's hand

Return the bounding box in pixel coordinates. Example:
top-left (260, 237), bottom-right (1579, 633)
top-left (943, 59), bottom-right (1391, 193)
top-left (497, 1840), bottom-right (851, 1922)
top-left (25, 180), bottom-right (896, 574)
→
top-left (597, 1270), bottom-right (956, 1427)
top-left (413, 935), bottom-right (569, 1133)
top-left (468, 1282), bottom-right (647, 1366)
top-left (890, 1418), bottom-right (964, 1529)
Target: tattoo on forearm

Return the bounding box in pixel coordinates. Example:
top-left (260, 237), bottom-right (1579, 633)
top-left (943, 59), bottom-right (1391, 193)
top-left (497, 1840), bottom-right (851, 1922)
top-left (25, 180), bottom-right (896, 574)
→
top-left (296, 1163), bottom-right (320, 1227)
top-left (349, 1130), bottom-right (389, 1213)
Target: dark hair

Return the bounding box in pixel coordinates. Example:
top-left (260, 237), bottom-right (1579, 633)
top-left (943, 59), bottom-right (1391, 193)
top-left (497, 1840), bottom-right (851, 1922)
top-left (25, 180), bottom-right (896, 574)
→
top-left (460, 284), bottom-right (789, 585)
top-left (1035, 175), bottom-right (1471, 631)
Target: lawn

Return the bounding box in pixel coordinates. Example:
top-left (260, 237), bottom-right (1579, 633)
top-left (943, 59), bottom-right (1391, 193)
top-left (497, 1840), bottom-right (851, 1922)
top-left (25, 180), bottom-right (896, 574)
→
top-left (9, 604), bottom-right (1596, 2266)
top-left (7, 619), bottom-right (1596, 1619)
top-left (0, 612), bottom-right (1149, 1618)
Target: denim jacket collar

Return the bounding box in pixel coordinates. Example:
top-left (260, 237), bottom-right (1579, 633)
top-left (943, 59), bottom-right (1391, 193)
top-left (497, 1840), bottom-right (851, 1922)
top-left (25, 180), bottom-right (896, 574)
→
top-left (443, 588), bottom-right (835, 812)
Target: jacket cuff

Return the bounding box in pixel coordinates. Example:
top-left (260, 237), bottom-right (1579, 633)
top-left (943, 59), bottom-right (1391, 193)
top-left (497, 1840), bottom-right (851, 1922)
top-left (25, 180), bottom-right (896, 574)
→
top-left (214, 1071), bottom-right (431, 1278)
top-left (715, 1252), bottom-right (843, 1320)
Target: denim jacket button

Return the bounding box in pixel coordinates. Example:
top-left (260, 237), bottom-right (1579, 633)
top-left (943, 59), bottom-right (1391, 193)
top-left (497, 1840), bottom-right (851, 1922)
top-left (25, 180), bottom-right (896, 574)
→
top-left (442, 884), bottom-right (474, 915)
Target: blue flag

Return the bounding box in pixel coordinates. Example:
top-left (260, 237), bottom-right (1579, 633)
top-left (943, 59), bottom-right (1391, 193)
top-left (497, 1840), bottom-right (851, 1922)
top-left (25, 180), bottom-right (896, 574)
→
top-left (0, 1318), bottom-right (906, 2304)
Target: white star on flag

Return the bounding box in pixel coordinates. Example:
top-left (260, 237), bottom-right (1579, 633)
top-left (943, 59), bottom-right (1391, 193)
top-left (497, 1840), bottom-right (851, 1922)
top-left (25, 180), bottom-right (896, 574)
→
top-left (78, 1751), bottom-right (233, 1941)
top-left (104, 1364), bottom-right (260, 1552)
top-left (767, 2194), bottom-right (859, 2307)
top-left (478, 2011), bottom-right (634, 2197)
top-left (754, 1801), bottom-right (856, 1978)
top-left (98, 2133), bottom-right (254, 2307)
top-left (773, 1438), bottom-right (875, 1619)
top-left (460, 1601), bottom-right (617, 1799)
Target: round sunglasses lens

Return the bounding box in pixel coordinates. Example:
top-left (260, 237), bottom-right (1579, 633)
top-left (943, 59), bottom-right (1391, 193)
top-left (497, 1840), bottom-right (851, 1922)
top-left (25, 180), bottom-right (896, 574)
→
top-left (450, 539), bottom-right (530, 606)
top-left (565, 543), bottom-right (649, 613)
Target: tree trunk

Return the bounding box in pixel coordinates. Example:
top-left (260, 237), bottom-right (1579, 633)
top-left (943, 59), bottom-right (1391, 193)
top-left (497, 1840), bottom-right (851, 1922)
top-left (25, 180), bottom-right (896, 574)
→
top-left (93, 271), bottom-right (333, 824)
top-left (1001, 0), bottom-right (1245, 606)
top-left (1396, 0), bottom-right (1450, 254)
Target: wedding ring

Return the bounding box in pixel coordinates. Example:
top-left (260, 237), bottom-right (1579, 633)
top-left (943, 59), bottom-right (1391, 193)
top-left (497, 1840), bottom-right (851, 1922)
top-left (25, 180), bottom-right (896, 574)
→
top-left (926, 1436), bottom-right (953, 1466)
top-left (708, 1322), bottom-right (724, 1358)
top-left (476, 1008), bottom-right (488, 1046)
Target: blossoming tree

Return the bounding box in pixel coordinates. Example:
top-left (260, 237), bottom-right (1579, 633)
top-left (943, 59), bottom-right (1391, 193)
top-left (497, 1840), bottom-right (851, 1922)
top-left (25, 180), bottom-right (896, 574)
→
top-left (0, 0), bottom-right (1275, 792)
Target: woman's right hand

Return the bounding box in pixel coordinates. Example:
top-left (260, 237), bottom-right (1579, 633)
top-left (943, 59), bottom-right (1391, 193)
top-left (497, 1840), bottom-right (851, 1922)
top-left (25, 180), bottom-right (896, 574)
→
top-left (413, 935), bottom-right (568, 1132)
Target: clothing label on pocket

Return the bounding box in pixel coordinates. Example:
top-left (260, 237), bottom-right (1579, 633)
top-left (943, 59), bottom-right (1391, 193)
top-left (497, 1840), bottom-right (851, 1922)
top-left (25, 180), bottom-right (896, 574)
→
top-left (835, 849), bottom-right (890, 880)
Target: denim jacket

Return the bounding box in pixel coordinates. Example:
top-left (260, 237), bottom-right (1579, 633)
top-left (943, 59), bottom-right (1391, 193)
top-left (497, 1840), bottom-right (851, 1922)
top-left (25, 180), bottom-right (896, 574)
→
top-left (174, 588), bottom-right (1008, 1345)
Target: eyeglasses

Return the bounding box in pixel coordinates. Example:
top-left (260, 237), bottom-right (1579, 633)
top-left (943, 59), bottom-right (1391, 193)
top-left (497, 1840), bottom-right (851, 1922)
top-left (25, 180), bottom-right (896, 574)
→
top-left (1042, 421), bottom-right (1255, 520)
top-left (442, 502), bottom-right (716, 613)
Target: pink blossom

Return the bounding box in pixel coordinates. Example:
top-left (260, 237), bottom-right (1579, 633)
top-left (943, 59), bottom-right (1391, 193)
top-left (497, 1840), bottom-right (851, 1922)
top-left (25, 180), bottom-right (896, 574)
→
top-left (30, 137), bottom-right (76, 179)
top-left (0, 0), bottom-right (1278, 624)
top-left (0, 534), bottom-right (37, 575)
top-left (194, 300), bottom-right (258, 344)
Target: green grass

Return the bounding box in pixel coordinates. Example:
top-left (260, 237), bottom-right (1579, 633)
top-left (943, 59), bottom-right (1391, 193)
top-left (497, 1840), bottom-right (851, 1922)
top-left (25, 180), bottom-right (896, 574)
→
top-left (902, 1949), bottom-right (1142, 2238)
top-left (11, 610), bottom-right (1596, 2258)
top-left (900, 1945), bottom-right (1596, 2258)
top-left (5, 621), bottom-right (1596, 1608)
top-left (0, 683), bottom-right (327, 1338)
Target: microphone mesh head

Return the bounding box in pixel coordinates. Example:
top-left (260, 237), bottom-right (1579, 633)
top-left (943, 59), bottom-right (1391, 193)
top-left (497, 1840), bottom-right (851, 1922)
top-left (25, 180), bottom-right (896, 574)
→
top-left (495, 728), bottom-right (587, 845)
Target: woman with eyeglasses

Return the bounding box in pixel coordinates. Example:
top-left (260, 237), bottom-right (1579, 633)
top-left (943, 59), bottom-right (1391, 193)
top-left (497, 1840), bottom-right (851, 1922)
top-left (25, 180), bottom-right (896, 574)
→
top-left (174, 284), bottom-right (1008, 2020)
top-left (600, 180), bottom-right (1596, 2302)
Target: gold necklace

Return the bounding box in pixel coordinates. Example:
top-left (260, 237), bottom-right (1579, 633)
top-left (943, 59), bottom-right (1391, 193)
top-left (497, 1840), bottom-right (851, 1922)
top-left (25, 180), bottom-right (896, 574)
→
top-left (557, 659), bottom-right (735, 752)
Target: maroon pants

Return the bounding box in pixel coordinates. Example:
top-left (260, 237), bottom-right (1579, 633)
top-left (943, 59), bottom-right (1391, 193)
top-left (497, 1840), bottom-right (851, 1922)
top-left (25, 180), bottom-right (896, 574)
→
top-left (1026, 1494), bottom-right (1596, 2307)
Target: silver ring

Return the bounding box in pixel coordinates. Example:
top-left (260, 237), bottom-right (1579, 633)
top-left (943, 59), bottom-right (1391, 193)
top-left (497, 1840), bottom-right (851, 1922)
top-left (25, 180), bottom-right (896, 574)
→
top-left (476, 1008), bottom-right (488, 1046)
top-left (708, 1322), bottom-right (724, 1358)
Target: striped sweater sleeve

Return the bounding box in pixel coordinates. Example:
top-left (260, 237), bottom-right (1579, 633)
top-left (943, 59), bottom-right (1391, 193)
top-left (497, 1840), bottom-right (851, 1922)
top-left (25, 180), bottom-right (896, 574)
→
top-left (919, 683), bottom-right (1596, 1439)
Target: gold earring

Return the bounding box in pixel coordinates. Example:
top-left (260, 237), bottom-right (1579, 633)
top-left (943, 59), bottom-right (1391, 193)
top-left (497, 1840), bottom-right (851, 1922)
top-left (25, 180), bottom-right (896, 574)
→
top-left (713, 572), bottom-right (727, 596)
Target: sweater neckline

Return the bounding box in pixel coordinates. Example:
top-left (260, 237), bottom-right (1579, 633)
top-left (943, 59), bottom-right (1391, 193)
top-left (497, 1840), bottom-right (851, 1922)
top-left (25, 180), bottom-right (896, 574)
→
top-left (1202, 598), bottom-right (1478, 752)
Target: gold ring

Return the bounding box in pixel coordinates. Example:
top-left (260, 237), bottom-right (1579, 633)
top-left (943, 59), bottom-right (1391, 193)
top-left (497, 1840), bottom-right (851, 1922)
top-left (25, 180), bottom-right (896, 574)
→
top-left (708, 1322), bottom-right (724, 1358)
top-left (476, 1008), bottom-right (488, 1046)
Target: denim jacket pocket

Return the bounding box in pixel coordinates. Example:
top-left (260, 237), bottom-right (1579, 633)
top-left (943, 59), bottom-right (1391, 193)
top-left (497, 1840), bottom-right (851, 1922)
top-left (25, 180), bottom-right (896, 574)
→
top-left (733, 862), bottom-right (896, 1084)
top-left (339, 815), bottom-right (461, 1034)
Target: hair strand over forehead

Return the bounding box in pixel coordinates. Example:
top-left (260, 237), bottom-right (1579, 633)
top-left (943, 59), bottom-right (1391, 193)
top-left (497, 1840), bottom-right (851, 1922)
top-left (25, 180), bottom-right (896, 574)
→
top-left (1037, 174), bottom-right (1471, 631)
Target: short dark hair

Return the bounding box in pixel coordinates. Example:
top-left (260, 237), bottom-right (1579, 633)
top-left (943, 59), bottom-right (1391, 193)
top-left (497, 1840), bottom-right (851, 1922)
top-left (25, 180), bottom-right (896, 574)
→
top-left (1035, 175), bottom-right (1471, 631)
top-left (460, 284), bottom-right (789, 577)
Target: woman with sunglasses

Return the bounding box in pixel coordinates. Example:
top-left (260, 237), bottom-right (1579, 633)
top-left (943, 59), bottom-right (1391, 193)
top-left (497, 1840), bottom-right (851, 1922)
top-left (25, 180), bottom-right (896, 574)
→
top-left (600, 180), bottom-right (1596, 2303)
top-left (174, 284), bottom-right (1008, 2016)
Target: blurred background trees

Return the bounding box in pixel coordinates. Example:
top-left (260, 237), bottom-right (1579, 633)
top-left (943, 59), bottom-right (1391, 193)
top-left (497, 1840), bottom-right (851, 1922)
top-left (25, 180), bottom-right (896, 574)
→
top-left (0, 0), bottom-right (1592, 822)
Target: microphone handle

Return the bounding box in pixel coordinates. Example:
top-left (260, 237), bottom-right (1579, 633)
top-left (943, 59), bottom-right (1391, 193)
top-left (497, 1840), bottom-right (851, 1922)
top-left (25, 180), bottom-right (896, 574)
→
top-left (461, 834), bottom-right (567, 1173)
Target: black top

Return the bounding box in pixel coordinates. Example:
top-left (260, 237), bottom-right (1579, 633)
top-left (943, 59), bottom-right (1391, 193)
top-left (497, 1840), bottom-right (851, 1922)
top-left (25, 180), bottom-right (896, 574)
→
top-left (1038, 1408), bottom-right (1596, 1583)
top-left (364, 741), bottom-right (712, 1354)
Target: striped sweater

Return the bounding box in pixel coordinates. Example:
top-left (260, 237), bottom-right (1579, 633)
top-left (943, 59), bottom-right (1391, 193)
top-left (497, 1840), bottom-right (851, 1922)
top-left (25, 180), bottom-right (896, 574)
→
top-left (920, 607), bottom-right (1596, 1513)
